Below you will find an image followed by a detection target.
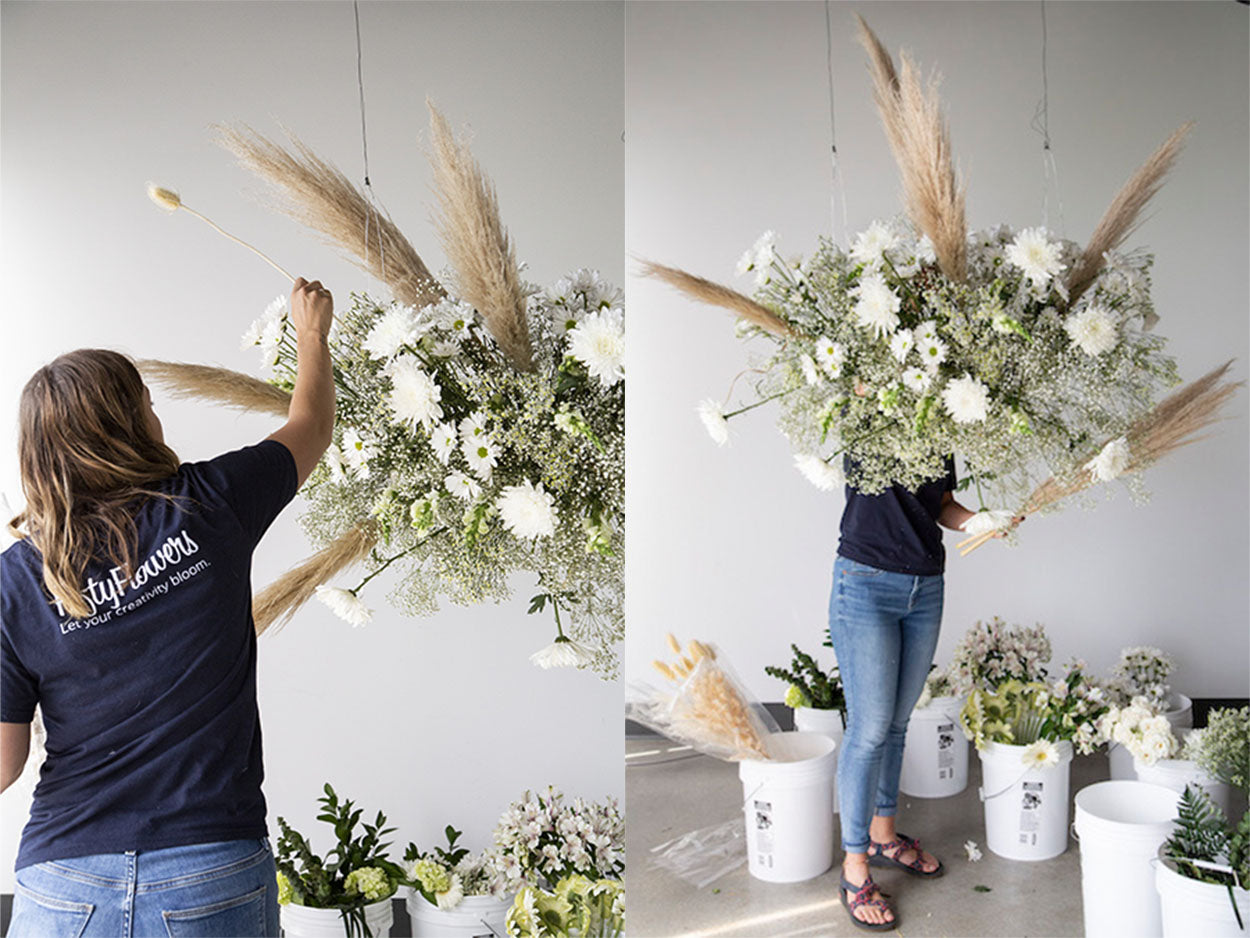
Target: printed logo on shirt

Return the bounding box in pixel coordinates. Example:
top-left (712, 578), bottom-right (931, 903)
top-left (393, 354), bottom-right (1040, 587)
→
top-left (52, 529), bottom-right (211, 632)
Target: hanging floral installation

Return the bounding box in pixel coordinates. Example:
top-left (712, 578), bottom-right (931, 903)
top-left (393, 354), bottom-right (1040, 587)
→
top-left (143, 102), bottom-right (624, 678)
top-left (645, 16), bottom-right (1238, 550)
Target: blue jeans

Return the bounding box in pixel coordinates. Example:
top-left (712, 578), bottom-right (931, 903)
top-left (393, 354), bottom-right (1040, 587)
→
top-left (828, 555), bottom-right (944, 852)
top-left (10, 839), bottom-right (279, 938)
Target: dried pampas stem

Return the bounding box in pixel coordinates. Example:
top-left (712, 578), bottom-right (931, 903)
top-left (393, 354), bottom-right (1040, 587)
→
top-left (640, 261), bottom-right (801, 339)
top-left (214, 124), bottom-right (444, 309)
top-left (253, 522), bottom-right (379, 635)
top-left (856, 17), bottom-right (967, 282)
top-left (1066, 122), bottom-right (1193, 307)
top-left (426, 100), bottom-right (534, 372)
top-left (137, 360), bottom-right (292, 418)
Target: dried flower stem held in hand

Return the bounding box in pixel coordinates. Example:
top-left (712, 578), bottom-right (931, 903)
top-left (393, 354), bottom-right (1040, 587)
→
top-left (137, 360), bottom-right (292, 418)
top-left (145, 183), bottom-right (295, 282)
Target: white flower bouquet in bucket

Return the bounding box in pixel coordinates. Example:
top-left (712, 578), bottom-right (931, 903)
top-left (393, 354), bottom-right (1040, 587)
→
top-left (1101, 645), bottom-right (1192, 778)
top-left (402, 826), bottom-right (513, 937)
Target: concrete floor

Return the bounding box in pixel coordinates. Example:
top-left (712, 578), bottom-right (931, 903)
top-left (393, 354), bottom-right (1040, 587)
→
top-left (626, 736), bottom-right (1111, 938)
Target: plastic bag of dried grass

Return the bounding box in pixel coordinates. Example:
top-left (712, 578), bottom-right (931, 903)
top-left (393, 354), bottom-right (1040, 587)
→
top-left (626, 635), bottom-right (781, 762)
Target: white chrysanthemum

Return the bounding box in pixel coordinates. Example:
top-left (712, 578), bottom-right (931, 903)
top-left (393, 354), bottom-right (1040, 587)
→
top-left (387, 357), bottom-right (444, 430)
top-left (964, 840), bottom-right (982, 863)
top-left (1086, 436), bottom-right (1131, 482)
top-left (902, 367), bottom-right (930, 394)
top-left (430, 423), bottom-right (457, 465)
top-left (315, 585), bottom-right (372, 628)
top-left (697, 400), bottom-right (730, 446)
top-left (917, 336), bottom-right (947, 370)
top-left (799, 354), bottom-right (820, 386)
top-left (852, 271), bottom-right (901, 337)
top-left (530, 637), bottom-right (596, 670)
top-left (363, 304), bottom-right (422, 360)
top-left (849, 220), bottom-right (900, 269)
top-left (1064, 305), bottom-right (1119, 356)
top-left (241, 294), bottom-right (288, 351)
top-left (814, 336), bottom-right (845, 378)
top-left (794, 453), bottom-right (843, 491)
top-left (916, 235), bottom-right (937, 265)
top-left (941, 374), bottom-right (991, 424)
top-left (444, 471), bottom-right (482, 502)
top-left (340, 428), bottom-right (377, 478)
top-left (889, 328), bottom-right (915, 363)
top-left (567, 308), bottom-right (624, 386)
top-left (1022, 739), bottom-right (1060, 769)
top-left (1006, 227), bottom-right (1066, 286)
top-left (962, 509), bottom-right (1013, 536)
top-left (435, 873), bottom-right (464, 911)
top-left (736, 230), bottom-right (778, 279)
top-left (497, 480), bottom-right (557, 539)
top-left (464, 435), bottom-right (500, 481)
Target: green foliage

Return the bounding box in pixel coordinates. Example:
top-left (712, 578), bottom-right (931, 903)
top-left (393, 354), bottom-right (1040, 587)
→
top-left (765, 644), bottom-right (845, 711)
top-left (1163, 786), bottom-right (1233, 885)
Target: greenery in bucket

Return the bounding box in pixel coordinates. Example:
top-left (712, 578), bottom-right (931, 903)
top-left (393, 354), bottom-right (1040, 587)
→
top-left (1181, 706), bottom-right (1250, 791)
top-left (958, 664), bottom-right (1110, 758)
top-left (1162, 785), bottom-right (1249, 928)
top-left (275, 784), bottom-right (405, 937)
top-left (765, 644), bottom-right (845, 712)
top-left (404, 825), bottom-right (509, 910)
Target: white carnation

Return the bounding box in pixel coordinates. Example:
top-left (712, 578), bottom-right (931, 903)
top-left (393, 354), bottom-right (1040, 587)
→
top-left (315, 585), bottom-right (373, 628)
top-left (1064, 305), bottom-right (1119, 356)
top-left (387, 356), bottom-right (443, 430)
top-left (497, 480), bottom-right (557, 539)
top-left (1085, 437), bottom-right (1131, 482)
top-left (941, 374), bottom-right (991, 424)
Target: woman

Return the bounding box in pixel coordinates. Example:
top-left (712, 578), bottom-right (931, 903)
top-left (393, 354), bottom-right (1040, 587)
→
top-left (0, 277), bottom-right (335, 937)
top-left (829, 458), bottom-right (1014, 930)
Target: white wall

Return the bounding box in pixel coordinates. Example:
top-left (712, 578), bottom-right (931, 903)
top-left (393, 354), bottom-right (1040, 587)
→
top-left (1, 1), bottom-right (623, 890)
top-left (625, 2), bottom-right (1249, 703)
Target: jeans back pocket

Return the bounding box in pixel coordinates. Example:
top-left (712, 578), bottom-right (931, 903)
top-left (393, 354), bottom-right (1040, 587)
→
top-left (162, 885), bottom-right (267, 938)
top-left (10, 883), bottom-right (94, 938)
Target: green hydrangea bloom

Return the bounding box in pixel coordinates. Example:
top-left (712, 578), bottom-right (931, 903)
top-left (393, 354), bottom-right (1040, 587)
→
top-left (785, 684), bottom-right (811, 709)
top-left (343, 866), bottom-right (392, 902)
top-left (412, 858), bottom-right (451, 894)
top-left (275, 871), bottom-right (293, 906)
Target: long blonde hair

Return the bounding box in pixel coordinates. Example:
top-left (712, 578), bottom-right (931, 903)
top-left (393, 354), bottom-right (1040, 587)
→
top-left (11, 350), bottom-right (181, 618)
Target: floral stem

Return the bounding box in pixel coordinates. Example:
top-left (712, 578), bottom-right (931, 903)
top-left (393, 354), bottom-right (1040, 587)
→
top-left (179, 204), bottom-right (296, 282)
top-left (351, 532), bottom-right (444, 592)
top-left (725, 387), bottom-right (799, 419)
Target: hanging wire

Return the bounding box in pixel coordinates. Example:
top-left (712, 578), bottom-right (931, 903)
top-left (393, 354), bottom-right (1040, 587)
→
top-left (1029, 0), bottom-right (1066, 235)
top-left (824, 0), bottom-right (849, 246)
top-left (353, 0), bottom-right (386, 281)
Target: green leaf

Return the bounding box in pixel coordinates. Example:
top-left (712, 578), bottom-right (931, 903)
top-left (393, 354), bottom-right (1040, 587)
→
top-left (973, 885), bottom-right (992, 893)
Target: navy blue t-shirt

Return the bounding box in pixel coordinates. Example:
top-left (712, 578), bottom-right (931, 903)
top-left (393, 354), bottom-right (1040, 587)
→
top-left (837, 457), bottom-right (957, 576)
top-left (1, 440), bottom-right (297, 869)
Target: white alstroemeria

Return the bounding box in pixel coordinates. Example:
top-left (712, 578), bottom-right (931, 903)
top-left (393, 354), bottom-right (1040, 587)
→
top-left (849, 220), bottom-right (900, 269)
top-left (902, 367), bottom-right (931, 394)
top-left (799, 354), bottom-right (821, 386)
top-left (340, 428), bottom-right (377, 479)
top-left (363, 304), bottom-right (422, 360)
top-left (697, 399), bottom-right (730, 446)
top-left (464, 435), bottom-right (501, 480)
top-left (315, 585), bottom-right (373, 628)
top-left (530, 636), bottom-right (596, 670)
top-left (1064, 305), bottom-right (1119, 356)
top-left (917, 336), bottom-right (948, 370)
top-left (1022, 739), bottom-right (1060, 769)
top-left (961, 509), bottom-right (1014, 537)
top-left (852, 271), bottom-right (902, 338)
top-left (444, 470), bottom-right (482, 502)
top-left (964, 840), bottom-right (983, 863)
top-left (889, 328), bottom-right (915, 363)
top-left (1005, 227), bottom-right (1066, 287)
top-left (941, 374), bottom-right (991, 424)
top-left (387, 356), bottom-right (444, 431)
top-left (567, 308), bottom-right (624, 386)
top-left (1085, 436), bottom-right (1131, 482)
top-left (497, 480), bottom-right (557, 539)
top-left (814, 336), bottom-right (845, 378)
top-left (794, 453), bottom-right (843, 491)
top-left (430, 423), bottom-right (458, 465)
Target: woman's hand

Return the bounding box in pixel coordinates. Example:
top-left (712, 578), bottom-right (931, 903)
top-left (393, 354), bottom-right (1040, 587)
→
top-left (290, 277), bottom-right (333, 341)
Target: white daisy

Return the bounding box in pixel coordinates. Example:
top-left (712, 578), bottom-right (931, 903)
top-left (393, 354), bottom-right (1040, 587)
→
top-left (464, 435), bottom-right (500, 480)
top-left (794, 453), bottom-right (844, 491)
top-left (1005, 227), bottom-right (1066, 287)
top-left (852, 271), bottom-right (901, 338)
top-left (363, 304), bottom-right (422, 360)
top-left (902, 367), bottom-right (930, 394)
top-left (444, 470), bottom-right (482, 502)
top-left (323, 445), bottom-right (347, 483)
top-left (889, 328), bottom-right (915, 363)
top-left (340, 428), bottom-right (377, 478)
top-left (430, 423), bottom-right (458, 465)
top-left (814, 336), bottom-right (845, 378)
top-left (1064, 305), bottom-right (1119, 356)
top-left (435, 873), bottom-right (464, 910)
top-left (567, 308), bottom-right (624, 386)
top-left (962, 509), bottom-right (1013, 537)
top-left (941, 374), bottom-right (991, 424)
top-left (459, 412), bottom-right (490, 444)
top-left (736, 230), bottom-right (778, 279)
top-left (917, 336), bottom-right (948, 370)
top-left (849, 220), bottom-right (900, 269)
top-left (387, 356), bottom-right (444, 430)
top-left (1021, 739), bottom-right (1060, 769)
top-left (436, 301), bottom-right (476, 339)
top-left (529, 637), bottom-right (596, 670)
top-left (497, 480), bottom-right (557, 539)
top-left (914, 319), bottom-right (939, 342)
top-left (799, 354), bottom-right (821, 386)
top-left (916, 235), bottom-right (937, 265)
top-left (314, 585), bottom-right (372, 628)
top-left (1085, 436), bottom-right (1131, 482)
top-left (697, 399), bottom-right (730, 446)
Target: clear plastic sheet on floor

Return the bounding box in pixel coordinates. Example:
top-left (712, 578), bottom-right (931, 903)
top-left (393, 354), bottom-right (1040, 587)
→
top-left (649, 818), bottom-right (748, 888)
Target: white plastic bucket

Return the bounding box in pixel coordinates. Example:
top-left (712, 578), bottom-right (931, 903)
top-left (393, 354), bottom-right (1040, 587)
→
top-left (1156, 855), bottom-right (1250, 938)
top-left (1106, 694), bottom-right (1192, 780)
top-left (1135, 758), bottom-right (1231, 818)
top-left (978, 739), bottom-right (1072, 861)
top-left (1165, 693), bottom-right (1193, 731)
top-left (1108, 743), bottom-right (1138, 781)
top-left (281, 897), bottom-right (394, 937)
top-left (1073, 781), bottom-right (1179, 938)
top-left (738, 731), bottom-right (837, 883)
top-left (900, 696), bottom-right (969, 798)
top-left (406, 889), bottom-right (509, 938)
top-left (792, 706), bottom-right (844, 813)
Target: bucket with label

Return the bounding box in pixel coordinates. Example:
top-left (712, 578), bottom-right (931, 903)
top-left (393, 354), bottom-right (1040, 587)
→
top-left (978, 739), bottom-right (1073, 861)
top-left (1135, 757), bottom-right (1231, 818)
top-left (738, 731), bottom-right (837, 883)
top-left (900, 695), bottom-right (968, 798)
top-left (407, 888), bottom-right (510, 937)
top-left (792, 706), bottom-right (844, 813)
top-left (1073, 780), bottom-right (1179, 938)
top-left (1156, 853), bottom-right (1250, 938)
